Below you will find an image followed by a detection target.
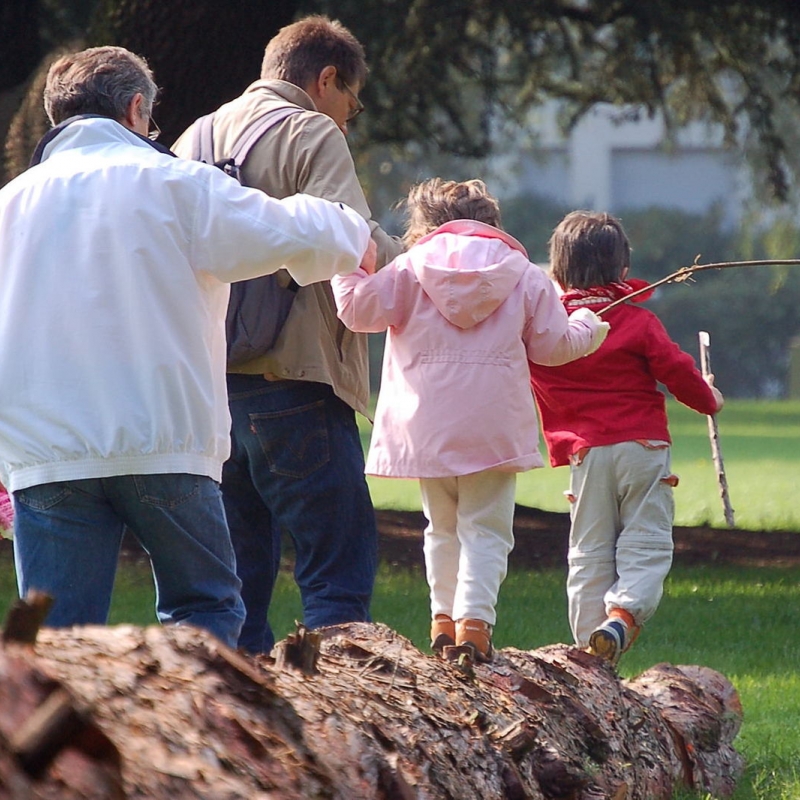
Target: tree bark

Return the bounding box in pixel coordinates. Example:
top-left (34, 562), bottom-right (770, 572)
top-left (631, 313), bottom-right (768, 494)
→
top-left (86, 0), bottom-right (297, 145)
top-left (0, 0), bottom-right (42, 91)
top-left (0, 622), bottom-right (743, 799)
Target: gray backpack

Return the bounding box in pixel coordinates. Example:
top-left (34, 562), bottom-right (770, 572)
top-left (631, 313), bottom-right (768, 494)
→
top-left (191, 106), bottom-right (302, 367)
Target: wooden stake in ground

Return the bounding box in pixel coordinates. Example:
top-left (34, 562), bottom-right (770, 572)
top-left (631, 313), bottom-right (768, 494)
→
top-left (698, 331), bottom-right (735, 527)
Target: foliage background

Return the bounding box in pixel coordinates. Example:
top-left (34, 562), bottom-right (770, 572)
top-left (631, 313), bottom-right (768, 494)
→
top-left (4, 1), bottom-right (800, 396)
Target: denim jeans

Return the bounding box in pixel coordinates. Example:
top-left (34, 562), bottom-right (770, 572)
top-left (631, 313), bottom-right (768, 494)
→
top-left (13, 474), bottom-right (245, 648)
top-left (223, 375), bottom-right (377, 654)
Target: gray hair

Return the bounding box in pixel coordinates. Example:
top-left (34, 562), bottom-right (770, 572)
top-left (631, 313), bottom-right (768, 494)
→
top-left (43, 46), bottom-right (158, 126)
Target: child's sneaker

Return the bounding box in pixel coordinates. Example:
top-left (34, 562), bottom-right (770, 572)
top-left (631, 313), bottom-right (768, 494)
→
top-left (430, 614), bottom-right (456, 654)
top-left (588, 608), bottom-right (640, 666)
top-left (455, 618), bottom-right (493, 662)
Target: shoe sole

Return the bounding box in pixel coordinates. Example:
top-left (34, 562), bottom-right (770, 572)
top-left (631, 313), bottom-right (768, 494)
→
top-left (588, 628), bottom-right (622, 665)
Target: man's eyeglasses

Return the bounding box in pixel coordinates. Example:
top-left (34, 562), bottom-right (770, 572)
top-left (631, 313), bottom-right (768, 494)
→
top-left (337, 78), bottom-right (364, 122)
top-left (147, 117), bottom-right (161, 141)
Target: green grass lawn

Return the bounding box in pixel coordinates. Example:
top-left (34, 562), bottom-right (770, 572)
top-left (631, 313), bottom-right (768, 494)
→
top-left (362, 398), bottom-right (800, 532)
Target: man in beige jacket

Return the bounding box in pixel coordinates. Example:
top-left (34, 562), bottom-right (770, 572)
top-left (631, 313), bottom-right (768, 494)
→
top-left (174, 15), bottom-right (403, 654)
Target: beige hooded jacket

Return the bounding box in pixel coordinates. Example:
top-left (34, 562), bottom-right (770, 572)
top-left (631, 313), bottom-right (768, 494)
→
top-left (173, 79), bottom-right (403, 415)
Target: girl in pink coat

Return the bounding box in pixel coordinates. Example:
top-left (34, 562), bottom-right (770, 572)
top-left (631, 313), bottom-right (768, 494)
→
top-left (332, 178), bottom-right (608, 661)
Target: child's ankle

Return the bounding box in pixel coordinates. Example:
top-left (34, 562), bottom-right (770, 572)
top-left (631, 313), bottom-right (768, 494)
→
top-left (608, 607), bottom-right (637, 629)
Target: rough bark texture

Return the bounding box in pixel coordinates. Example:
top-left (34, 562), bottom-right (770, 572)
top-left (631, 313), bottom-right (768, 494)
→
top-left (0, 621), bottom-right (742, 799)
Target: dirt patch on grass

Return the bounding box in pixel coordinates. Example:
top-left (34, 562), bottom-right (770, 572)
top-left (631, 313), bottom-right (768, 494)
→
top-left (377, 506), bottom-right (800, 571)
top-left (3, 506), bottom-right (798, 572)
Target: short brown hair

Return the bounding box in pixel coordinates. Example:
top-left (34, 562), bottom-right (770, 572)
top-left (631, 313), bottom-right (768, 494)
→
top-left (403, 178), bottom-right (503, 246)
top-left (44, 46), bottom-right (157, 126)
top-left (261, 15), bottom-right (367, 91)
top-left (549, 210), bottom-right (631, 289)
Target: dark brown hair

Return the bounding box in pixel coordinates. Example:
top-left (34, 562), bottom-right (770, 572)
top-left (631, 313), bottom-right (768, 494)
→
top-left (403, 178), bottom-right (502, 246)
top-left (261, 15), bottom-right (367, 91)
top-left (549, 210), bottom-right (631, 289)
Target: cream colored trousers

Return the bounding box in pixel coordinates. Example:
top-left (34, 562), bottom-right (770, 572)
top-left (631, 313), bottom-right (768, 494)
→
top-left (419, 471), bottom-right (517, 626)
top-left (567, 441), bottom-right (675, 646)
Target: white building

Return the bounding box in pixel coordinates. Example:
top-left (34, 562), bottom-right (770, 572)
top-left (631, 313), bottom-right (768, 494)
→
top-left (493, 103), bottom-right (746, 227)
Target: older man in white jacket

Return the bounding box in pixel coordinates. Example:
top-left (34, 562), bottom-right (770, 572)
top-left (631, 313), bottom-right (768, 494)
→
top-left (0, 46), bottom-right (373, 647)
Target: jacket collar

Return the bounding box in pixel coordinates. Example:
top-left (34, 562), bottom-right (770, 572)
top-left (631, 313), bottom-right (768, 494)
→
top-left (244, 79), bottom-right (318, 112)
top-left (30, 114), bottom-right (175, 167)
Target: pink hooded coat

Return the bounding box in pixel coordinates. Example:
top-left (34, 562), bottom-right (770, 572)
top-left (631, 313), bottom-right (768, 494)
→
top-left (332, 220), bottom-right (599, 478)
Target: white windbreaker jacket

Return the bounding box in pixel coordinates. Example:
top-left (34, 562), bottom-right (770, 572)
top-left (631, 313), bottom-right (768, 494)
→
top-left (0, 117), bottom-right (370, 491)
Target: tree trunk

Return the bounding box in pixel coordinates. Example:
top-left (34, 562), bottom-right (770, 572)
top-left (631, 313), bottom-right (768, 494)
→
top-left (0, 0), bottom-right (42, 91)
top-left (0, 621), bottom-right (743, 799)
top-left (86, 0), bottom-right (298, 145)
top-left (3, 0), bottom-right (298, 182)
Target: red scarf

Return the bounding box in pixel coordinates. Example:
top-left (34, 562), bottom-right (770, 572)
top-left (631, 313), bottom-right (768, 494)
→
top-left (561, 278), bottom-right (653, 313)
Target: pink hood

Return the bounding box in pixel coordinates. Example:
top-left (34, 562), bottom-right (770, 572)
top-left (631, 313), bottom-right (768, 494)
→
top-left (409, 220), bottom-right (530, 329)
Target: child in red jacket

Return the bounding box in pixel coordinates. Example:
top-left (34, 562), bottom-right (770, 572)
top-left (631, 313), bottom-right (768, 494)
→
top-left (529, 211), bottom-right (724, 666)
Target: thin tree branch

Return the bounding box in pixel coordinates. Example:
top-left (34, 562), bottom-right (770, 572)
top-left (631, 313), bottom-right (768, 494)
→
top-left (597, 258), bottom-right (800, 316)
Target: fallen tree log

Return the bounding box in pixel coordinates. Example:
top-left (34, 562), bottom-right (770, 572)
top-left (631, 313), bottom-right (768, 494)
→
top-left (0, 621), bottom-right (743, 799)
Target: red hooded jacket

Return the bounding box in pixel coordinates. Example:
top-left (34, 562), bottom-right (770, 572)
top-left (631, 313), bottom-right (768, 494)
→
top-left (529, 283), bottom-right (719, 467)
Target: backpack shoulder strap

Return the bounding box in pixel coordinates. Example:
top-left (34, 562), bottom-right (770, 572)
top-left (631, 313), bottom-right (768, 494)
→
top-left (227, 106), bottom-right (302, 179)
top-left (190, 112), bottom-right (217, 164)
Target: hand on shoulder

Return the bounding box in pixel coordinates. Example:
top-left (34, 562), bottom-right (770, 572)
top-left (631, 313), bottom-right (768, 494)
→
top-left (568, 307), bottom-right (611, 354)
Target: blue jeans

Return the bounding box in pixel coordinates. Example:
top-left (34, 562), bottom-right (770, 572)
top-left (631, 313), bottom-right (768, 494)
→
top-left (12, 474), bottom-right (245, 648)
top-left (223, 376), bottom-right (377, 654)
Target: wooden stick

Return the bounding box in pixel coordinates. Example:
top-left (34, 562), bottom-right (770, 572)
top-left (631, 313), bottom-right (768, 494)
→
top-left (596, 258), bottom-right (800, 317)
top-left (698, 331), bottom-right (735, 527)
top-left (2, 589), bottom-right (53, 644)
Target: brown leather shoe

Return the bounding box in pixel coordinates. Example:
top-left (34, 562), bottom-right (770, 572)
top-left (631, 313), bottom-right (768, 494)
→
top-left (430, 614), bottom-right (456, 653)
top-left (455, 618), bottom-right (493, 662)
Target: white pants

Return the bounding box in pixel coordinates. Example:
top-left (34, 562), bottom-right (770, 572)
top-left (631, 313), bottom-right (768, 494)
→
top-left (567, 442), bottom-right (675, 646)
top-left (419, 471), bottom-right (516, 625)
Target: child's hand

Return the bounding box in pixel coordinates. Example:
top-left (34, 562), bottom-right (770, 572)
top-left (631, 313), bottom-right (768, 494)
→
top-left (704, 373), bottom-right (725, 412)
top-left (569, 308), bottom-right (610, 354)
top-left (359, 238), bottom-right (377, 275)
